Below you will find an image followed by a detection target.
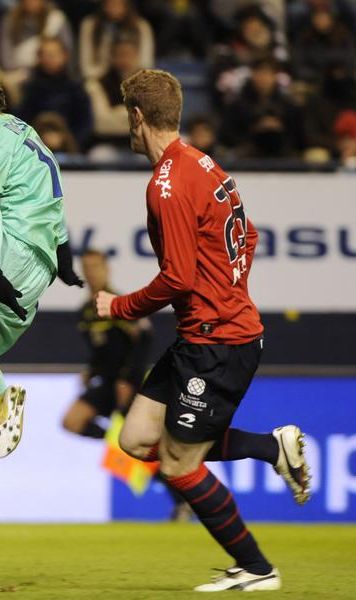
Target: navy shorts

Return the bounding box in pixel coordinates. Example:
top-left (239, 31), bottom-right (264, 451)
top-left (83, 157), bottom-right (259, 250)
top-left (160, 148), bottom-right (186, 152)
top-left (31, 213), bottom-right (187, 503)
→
top-left (141, 336), bottom-right (263, 443)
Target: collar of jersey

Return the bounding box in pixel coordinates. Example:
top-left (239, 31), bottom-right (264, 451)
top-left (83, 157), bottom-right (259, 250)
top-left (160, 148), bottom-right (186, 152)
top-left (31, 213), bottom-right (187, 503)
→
top-left (154, 137), bottom-right (183, 170)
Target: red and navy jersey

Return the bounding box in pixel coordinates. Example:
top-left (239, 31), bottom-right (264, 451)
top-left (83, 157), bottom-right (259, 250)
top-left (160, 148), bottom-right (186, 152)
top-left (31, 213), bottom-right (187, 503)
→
top-left (111, 138), bottom-right (263, 344)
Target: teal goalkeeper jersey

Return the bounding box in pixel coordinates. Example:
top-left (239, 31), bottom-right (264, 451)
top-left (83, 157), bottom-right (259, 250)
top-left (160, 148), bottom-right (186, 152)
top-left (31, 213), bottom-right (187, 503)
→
top-left (0, 113), bottom-right (68, 276)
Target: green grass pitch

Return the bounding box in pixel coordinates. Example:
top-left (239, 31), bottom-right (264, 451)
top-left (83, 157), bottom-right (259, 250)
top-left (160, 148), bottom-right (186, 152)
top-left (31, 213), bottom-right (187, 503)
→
top-left (0, 523), bottom-right (354, 599)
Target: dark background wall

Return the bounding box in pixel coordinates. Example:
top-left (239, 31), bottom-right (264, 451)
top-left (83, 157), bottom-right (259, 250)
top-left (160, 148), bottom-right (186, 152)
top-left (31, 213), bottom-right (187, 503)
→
top-left (4, 311), bottom-right (356, 367)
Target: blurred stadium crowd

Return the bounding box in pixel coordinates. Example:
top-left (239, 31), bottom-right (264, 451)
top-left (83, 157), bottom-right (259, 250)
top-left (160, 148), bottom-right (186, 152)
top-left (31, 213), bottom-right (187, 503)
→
top-left (1, 0), bottom-right (356, 167)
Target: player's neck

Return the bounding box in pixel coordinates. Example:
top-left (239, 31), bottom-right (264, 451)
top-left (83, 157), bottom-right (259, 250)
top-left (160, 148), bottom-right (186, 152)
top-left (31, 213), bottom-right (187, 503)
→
top-left (145, 130), bottom-right (180, 167)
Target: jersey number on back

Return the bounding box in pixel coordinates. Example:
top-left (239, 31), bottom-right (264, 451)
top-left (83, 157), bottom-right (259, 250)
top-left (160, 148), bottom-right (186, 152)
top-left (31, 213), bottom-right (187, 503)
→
top-left (214, 177), bottom-right (247, 285)
top-left (24, 139), bottom-right (63, 199)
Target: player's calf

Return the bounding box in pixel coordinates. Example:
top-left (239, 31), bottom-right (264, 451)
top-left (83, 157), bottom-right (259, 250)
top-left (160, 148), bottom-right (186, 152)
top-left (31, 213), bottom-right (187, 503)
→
top-left (164, 459), bottom-right (274, 581)
top-left (62, 400), bottom-right (97, 435)
top-left (62, 414), bottom-right (87, 434)
top-left (158, 430), bottom-right (212, 478)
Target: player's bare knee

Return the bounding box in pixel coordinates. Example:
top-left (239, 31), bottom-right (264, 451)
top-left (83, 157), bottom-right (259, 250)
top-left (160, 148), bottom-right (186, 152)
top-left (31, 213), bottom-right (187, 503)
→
top-left (118, 430), bottom-right (135, 456)
top-left (118, 429), bottom-right (146, 460)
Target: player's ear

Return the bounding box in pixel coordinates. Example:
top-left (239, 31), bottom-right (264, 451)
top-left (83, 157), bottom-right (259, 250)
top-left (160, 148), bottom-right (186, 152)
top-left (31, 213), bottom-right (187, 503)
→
top-left (132, 106), bottom-right (144, 127)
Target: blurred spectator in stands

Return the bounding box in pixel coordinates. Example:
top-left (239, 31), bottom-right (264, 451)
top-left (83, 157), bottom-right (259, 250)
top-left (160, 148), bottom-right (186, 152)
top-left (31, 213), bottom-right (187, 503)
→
top-left (0, 0), bottom-right (73, 106)
top-left (334, 110), bottom-right (356, 169)
top-left (287, 0), bottom-right (356, 40)
top-left (231, 5), bottom-right (287, 65)
top-left (219, 57), bottom-right (301, 158)
top-left (292, 4), bottom-right (355, 84)
top-left (186, 114), bottom-right (232, 163)
top-left (0, 72), bottom-right (14, 110)
top-left (32, 112), bottom-right (80, 160)
top-left (86, 35), bottom-right (139, 151)
top-left (208, 0), bottom-right (286, 37)
top-left (56, 0), bottom-right (99, 32)
top-left (289, 80), bottom-right (315, 111)
top-left (79, 0), bottom-right (154, 79)
top-left (187, 116), bottom-right (218, 155)
top-left (0, 0), bottom-right (73, 71)
top-left (302, 63), bottom-right (356, 153)
top-left (211, 4), bottom-right (287, 107)
top-left (137, 0), bottom-right (209, 59)
top-left (0, 0), bottom-right (15, 14)
top-left (17, 37), bottom-right (93, 150)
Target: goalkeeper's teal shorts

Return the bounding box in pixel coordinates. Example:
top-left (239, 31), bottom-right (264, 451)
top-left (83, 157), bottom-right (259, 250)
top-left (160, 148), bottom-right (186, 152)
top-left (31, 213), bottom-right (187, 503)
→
top-left (0, 230), bottom-right (52, 356)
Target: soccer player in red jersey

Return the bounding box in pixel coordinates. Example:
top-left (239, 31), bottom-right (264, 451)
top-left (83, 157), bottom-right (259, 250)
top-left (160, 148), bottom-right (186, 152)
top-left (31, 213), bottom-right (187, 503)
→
top-left (96, 70), bottom-right (310, 592)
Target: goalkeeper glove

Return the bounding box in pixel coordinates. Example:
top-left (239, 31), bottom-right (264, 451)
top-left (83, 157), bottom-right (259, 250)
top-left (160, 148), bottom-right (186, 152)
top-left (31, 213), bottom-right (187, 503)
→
top-left (56, 241), bottom-right (84, 288)
top-left (0, 270), bottom-right (27, 321)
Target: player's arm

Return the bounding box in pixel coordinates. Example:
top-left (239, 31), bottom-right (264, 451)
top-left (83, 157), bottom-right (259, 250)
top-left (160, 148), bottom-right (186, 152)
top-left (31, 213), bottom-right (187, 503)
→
top-left (56, 239), bottom-right (84, 288)
top-left (97, 190), bottom-right (198, 320)
top-left (245, 218), bottom-right (259, 275)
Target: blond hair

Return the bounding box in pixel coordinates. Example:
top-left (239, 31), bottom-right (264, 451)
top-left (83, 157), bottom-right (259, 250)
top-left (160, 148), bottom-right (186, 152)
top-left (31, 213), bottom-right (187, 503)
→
top-left (121, 69), bottom-right (182, 131)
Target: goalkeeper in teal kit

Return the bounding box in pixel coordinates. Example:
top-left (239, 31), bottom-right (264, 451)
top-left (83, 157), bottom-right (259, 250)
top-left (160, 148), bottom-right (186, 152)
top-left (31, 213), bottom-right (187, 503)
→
top-left (0, 87), bottom-right (82, 458)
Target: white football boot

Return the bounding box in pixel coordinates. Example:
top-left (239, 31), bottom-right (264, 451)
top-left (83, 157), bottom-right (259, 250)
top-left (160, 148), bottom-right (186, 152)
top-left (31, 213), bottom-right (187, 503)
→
top-left (273, 425), bottom-right (311, 505)
top-left (0, 386), bottom-right (26, 458)
top-left (195, 567), bottom-right (281, 592)
top-left (0, 389), bottom-right (9, 425)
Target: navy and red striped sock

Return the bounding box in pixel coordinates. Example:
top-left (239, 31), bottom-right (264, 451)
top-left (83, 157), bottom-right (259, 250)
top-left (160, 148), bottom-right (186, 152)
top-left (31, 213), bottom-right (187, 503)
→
top-left (165, 464), bottom-right (272, 575)
top-left (142, 430), bottom-right (278, 465)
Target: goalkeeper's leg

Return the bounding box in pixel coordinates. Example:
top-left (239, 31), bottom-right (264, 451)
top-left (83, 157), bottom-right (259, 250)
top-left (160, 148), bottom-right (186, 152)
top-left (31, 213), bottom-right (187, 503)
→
top-left (0, 231), bottom-right (52, 458)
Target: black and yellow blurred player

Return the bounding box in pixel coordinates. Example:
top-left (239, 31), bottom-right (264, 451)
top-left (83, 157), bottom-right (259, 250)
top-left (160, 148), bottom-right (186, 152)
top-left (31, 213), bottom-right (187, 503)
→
top-left (63, 249), bottom-right (152, 438)
top-left (63, 249), bottom-right (191, 520)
